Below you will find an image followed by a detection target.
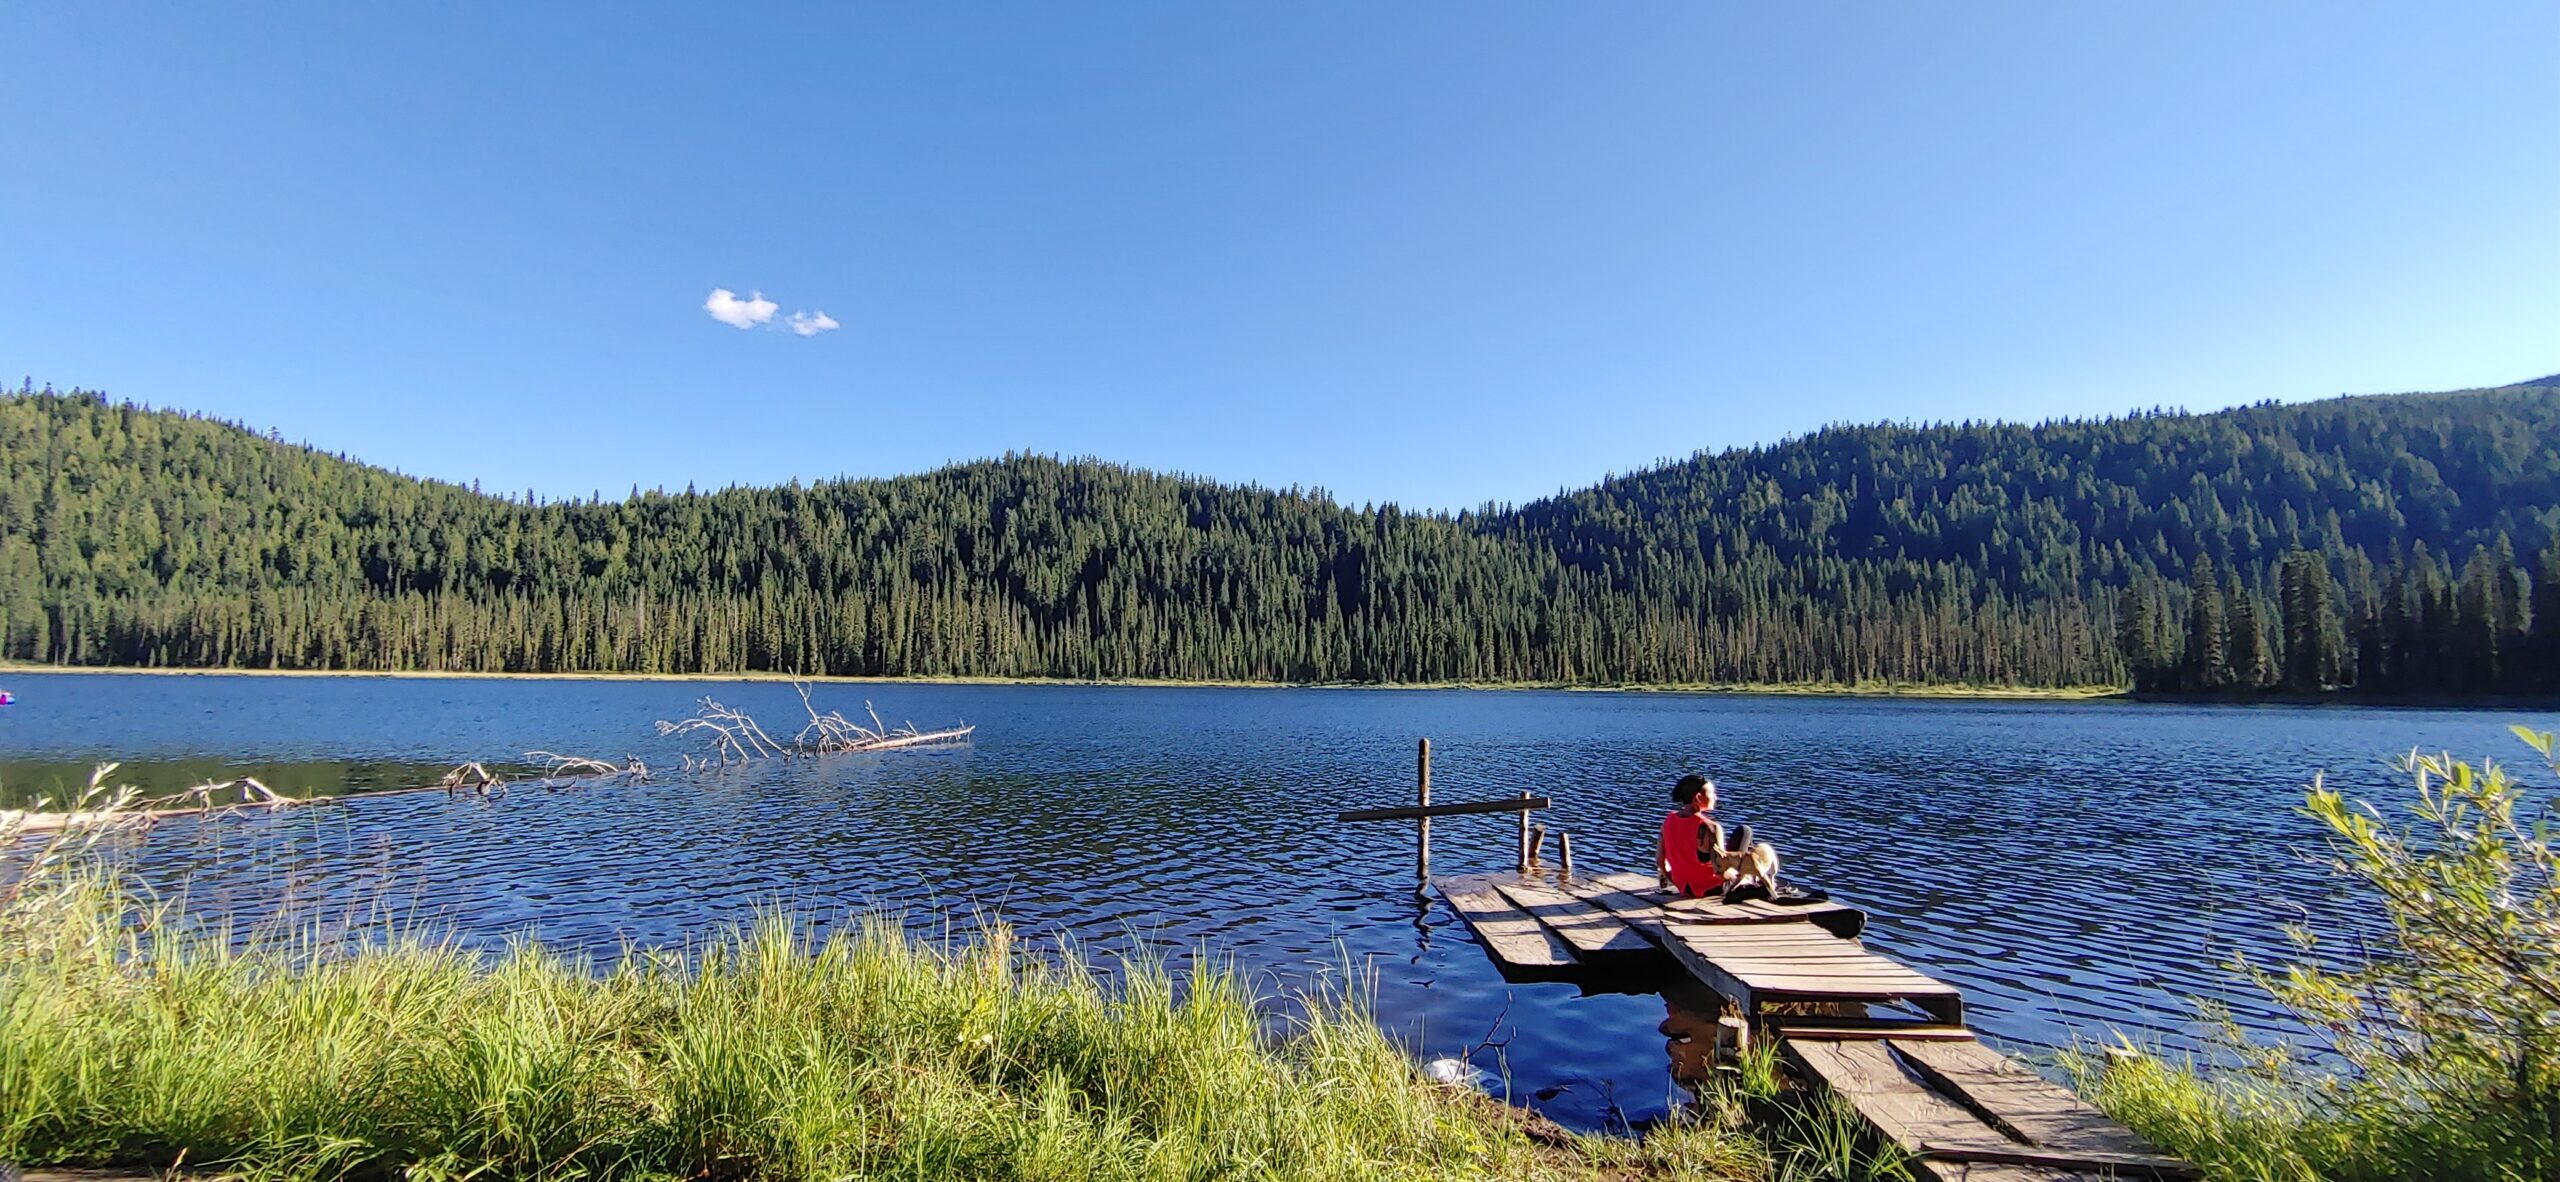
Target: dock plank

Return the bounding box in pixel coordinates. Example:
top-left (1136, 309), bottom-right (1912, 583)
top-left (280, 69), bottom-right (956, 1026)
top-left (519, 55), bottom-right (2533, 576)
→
top-left (1642, 917), bottom-right (1963, 1023)
top-left (1787, 1038), bottom-right (2002, 1151)
top-left (1891, 1039), bottom-right (2179, 1168)
top-left (1584, 871), bottom-right (1868, 937)
top-left (1917, 1142), bottom-right (2197, 1182)
top-left (1788, 1038), bottom-right (2096, 1182)
top-left (1488, 876), bottom-right (1658, 958)
top-left (1765, 1021), bottom-right (1976, 1042)
top-left (1435, 875), bottom-right (1577, 969)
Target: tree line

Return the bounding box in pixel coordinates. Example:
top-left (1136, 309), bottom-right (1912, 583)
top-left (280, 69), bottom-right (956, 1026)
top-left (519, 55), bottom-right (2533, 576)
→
top-left (3, 380), bottom-right (2555, 693)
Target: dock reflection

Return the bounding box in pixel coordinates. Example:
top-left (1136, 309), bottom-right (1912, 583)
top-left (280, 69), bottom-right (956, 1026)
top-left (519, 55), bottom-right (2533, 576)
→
top-left (1657, 978), bottom-right (1734, 1098)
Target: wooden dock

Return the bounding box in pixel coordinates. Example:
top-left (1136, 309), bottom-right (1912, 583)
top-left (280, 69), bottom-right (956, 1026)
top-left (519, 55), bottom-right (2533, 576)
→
top-left (1434, 869), bottom-right (2193, 1182)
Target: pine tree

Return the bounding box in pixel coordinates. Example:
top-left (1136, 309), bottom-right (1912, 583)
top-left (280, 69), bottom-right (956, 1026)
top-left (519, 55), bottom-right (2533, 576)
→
top-left (2228, 579), bottom-right (2273, 691)
top-left (2536, 543), bottom-right (2560, 693)
top-left (2280, 550), bottom-right (2343, 692)
top-left (2348, 549), bottom-right (2383, 689)
top-left (2186, 554), bottom-right (2229, 691)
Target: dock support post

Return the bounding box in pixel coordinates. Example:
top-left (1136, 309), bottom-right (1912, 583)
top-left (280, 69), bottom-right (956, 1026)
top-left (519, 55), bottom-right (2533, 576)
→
top-left (1529, 824), bottom-right (1546, 867)
top-left (1517, 790), bottom-right (1533, 871)
top-left (1415, 739), bottom-right (1431, 899)
top-left (1559, 831), bottom-right (1574, 878)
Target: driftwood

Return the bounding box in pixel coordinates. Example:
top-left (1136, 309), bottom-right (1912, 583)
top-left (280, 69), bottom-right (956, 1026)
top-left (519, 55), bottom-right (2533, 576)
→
top-left (792, 682), bottom-right (974, 753)
top-left (177, 776), bottom-right (286, 808)
top-left (14, 749), bottom-right (657, 826)
top-left (11, 689), bottom-right (943, 831)
top-left (441, 761), bottom-right (506, 798)
top-left (657, 682), bottom-right (973, 769)
top-left (523, 751), bottom-right (650, 789)
top-left (656, 698), bottom-right (794, 766)
top-left (3, 767), bottom-right (326, 834)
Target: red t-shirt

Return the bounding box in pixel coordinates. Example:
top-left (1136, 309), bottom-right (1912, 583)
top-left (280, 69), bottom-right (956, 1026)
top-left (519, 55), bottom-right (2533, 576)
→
top-left (1660, 810), bottom-right (1724, 897)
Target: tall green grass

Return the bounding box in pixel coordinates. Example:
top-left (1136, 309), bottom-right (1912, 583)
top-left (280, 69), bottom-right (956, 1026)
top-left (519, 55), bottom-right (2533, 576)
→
top-left (0, 892), bottom-right (1780, 1181)
top-left (1, 778), bottom-right (1771, 1181)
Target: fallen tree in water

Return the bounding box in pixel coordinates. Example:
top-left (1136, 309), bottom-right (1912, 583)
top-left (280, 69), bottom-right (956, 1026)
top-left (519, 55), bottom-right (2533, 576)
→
top-left (1, 763), bottom-right (337, 833)
top-left (525, 751), bottom-right (650, 786)
top-left (657, 682), bottom-right (973, 769)
top-left (6, 751), bottom-right (657, 829)
top-left (5, 686), bottom-right (964, 825)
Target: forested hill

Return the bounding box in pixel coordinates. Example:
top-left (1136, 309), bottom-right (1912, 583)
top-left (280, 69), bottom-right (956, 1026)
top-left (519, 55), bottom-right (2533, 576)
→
top-left (2, 381), bottom-right (2555, 693)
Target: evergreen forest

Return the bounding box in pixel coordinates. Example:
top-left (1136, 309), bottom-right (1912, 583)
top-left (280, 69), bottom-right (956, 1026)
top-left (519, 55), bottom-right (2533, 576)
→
top-left (3, 379), bottom-right (2555, 696)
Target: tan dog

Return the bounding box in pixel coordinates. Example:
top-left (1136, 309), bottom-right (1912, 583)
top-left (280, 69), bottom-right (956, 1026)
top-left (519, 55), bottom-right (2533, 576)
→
top-left (1709, 821), bottom-right (1781, 899)
top-left (1715, 842), bottom-right (1781, 890)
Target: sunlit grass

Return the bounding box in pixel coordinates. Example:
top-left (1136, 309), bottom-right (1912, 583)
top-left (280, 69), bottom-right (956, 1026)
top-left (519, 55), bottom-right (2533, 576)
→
top-left (0, 766), bottom-right (1946, 1180)
top-left (0, 858), bottom-right (1777, 1180)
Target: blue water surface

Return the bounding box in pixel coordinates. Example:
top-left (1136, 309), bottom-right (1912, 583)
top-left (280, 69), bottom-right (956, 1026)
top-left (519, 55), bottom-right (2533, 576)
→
top-left (1, 672), bottom-right (2546, 1130)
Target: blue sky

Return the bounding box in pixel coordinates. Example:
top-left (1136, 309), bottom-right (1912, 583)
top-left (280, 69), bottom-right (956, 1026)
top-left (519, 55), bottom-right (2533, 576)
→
top-left (5, 4), bottom-right (2554, 511)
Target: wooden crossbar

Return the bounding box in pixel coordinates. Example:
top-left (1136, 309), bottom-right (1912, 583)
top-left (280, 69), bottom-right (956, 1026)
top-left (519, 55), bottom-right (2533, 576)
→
top-left (1337, 796), bottom-right (1550, 822)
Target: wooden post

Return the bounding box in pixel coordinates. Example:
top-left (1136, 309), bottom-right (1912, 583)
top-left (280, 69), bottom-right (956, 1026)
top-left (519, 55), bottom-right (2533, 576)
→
top-left (1559, 831), bottom-right (1574, 878)
top-left (1517, 790), bottom-right (1533, 871)
top-left (1529, 823), bottom-right (1546, 867)
top-left (1415, 739), bottom-right (1432, 898)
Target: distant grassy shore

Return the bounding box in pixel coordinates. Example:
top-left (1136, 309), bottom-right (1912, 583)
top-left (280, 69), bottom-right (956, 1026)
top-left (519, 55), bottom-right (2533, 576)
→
top-left (0, 661), bottom-right (2128, 702)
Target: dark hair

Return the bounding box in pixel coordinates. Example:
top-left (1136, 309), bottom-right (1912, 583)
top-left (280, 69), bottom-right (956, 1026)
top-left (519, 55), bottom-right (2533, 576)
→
top-left (1674, 773), bottom-right (1709, 805)
top-left (1725, 822), bottom-right (1754, 853)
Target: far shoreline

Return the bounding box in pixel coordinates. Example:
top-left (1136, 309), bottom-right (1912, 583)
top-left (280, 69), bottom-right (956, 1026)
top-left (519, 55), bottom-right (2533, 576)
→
top-left (0, 662), bottom-right (2128, 702)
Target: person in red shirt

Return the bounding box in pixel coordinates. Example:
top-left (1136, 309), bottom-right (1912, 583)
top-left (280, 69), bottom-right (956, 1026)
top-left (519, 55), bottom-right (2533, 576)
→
top-left (1658, 774), bottom-right (1726, 898)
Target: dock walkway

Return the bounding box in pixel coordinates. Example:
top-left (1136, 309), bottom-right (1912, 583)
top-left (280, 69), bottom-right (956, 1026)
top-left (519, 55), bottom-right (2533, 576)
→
top-left (1433, 869), bottom-right (2193, 1182)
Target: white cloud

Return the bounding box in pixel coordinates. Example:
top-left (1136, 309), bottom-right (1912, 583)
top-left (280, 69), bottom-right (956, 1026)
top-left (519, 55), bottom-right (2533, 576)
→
top-left (703, 287), bottom-right (777, 329)
top-left (786, 310), bottom-right (840, 337)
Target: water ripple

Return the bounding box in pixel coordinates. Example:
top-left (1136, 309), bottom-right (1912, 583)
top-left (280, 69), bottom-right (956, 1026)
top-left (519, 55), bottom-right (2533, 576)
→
top-left (0, 673), bottom-right (2540, 1130)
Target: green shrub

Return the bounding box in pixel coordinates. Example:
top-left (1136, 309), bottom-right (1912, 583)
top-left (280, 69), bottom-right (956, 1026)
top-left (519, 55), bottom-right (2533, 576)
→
top-left (2077, 725), bottom-right (2560, 1181)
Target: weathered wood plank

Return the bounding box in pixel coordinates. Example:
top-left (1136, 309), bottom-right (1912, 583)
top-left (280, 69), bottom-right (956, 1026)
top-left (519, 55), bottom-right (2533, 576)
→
top-left (1435, 876), bottom-right (1576, 968)
top-left (1893, 1039), bottom-right (2179, 1168)
top-left (1788, 1037), bottom-right (2003, 1153)
top-left (1583, 871), bottom-right (1869, 937)
top-left (1911, 1163), bottom-right (2099, 1182)
top-left (1764, 1021), bottom-right (1976, 1042)
top-left (1656, 920), bottom-right (1962, 1022)
top-left (1554, 877), bottom-right (1674, 928)
top-left (1490, 876), bottom-right (1658, 958)
top-left (1339, 796), bottom-right (1549, 822)
top-left (1919, 1141), bottom-right (2195, 1181)
top-left (1937, 1171), bottom-right (2087, 1182)
top-left (1787, 1039), bottom-right (2099, 1182)
top-left (1630, 913), bottom-right (1761, 1012)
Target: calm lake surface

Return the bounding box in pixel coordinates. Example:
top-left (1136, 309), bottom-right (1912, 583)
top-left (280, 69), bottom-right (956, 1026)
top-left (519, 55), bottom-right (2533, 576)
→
top-left (2, 672), bottom-right (2548, 1130)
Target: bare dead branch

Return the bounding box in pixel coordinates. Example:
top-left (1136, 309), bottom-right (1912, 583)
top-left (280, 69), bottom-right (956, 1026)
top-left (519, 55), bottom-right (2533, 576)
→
top-left (660, 682), bottom-right (972, 764)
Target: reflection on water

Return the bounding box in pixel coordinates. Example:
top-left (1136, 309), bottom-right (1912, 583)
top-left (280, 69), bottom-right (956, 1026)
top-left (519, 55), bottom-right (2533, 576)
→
top-left (0, 671), bottom-right (2545, 1131)
top-left (1658, 980), bottom-right (1734, 1102)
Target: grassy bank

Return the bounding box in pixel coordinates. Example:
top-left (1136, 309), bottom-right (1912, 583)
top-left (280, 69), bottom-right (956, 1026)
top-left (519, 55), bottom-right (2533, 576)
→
top-left (0, 786), bottom-right (1784, 1182)
top-left (0, 894), bottom-right (1771, 1181)
top-left (0, 660), bottom-right (2125, 702)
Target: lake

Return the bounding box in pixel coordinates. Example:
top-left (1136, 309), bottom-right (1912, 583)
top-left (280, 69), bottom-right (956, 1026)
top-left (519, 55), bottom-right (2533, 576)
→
top-left (0, 672), bottom-right (2545, 1131)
